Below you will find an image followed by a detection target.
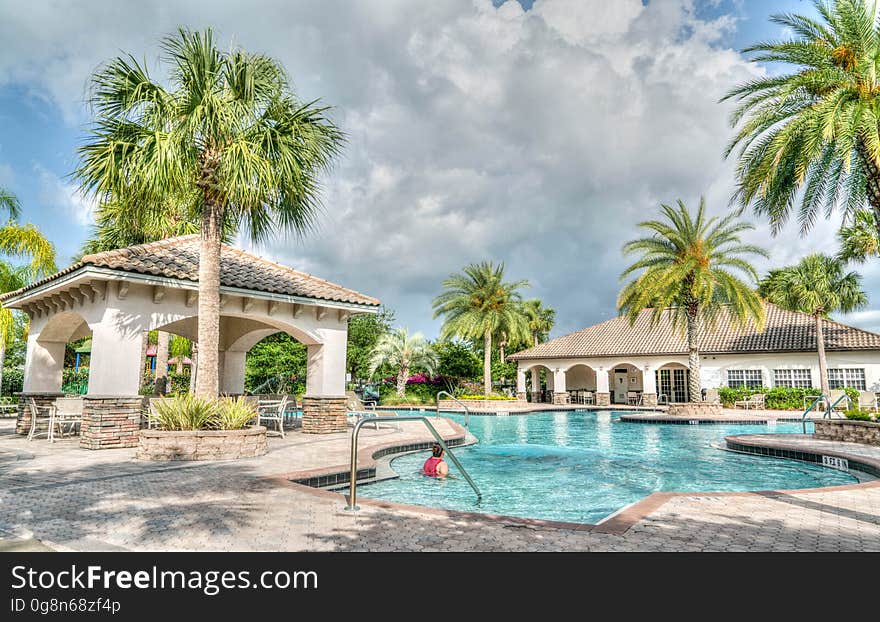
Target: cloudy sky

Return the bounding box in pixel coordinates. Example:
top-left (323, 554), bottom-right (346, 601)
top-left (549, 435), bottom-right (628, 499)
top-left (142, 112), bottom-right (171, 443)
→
top-left (1, 0), bottom-right (879, 339)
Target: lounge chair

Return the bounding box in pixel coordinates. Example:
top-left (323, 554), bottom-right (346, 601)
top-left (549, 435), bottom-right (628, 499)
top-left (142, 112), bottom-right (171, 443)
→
top-left (858, 390), bottom-right (877, 412)
top-left (627, 391), bottom-right (642, 405)
top-left (346, 390), bottom-right (398, 431)
top-left (26, 398), bottom-right (54, 441)
top-left (704, 388), bottom-right (720, 404)
top-left (827, 389), bottom-right (851, 413)
top-left (734, 393), bottom-right (765, 410)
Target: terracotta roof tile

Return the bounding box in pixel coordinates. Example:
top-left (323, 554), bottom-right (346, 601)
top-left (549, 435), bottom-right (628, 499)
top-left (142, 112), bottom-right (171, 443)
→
top-left (2, 235), bottom-right (380, 306)
top-left (508, 304), bottom-right (880, 360)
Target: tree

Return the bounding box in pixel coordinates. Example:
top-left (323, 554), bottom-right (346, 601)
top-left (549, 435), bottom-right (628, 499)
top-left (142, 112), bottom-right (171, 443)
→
top-left (758, 254), bottom-right (867, 396)
top-left (346, 306), bottom-right (394, 383)
top-left (169, 335), bottom-right (192, 374)
top-left (0, 187), bottom-right (58, 395)
top-left (368, 328), bottom-right (438, 397)
top-left (434, 339), bottom-right (481, 381)
top-left (522, 298), bottom-right (556, 347)
top-left (244, 333), bottom-right (307, 394)
top-left (618, 198), bottom-right (766, 403)
top-left (838, 209), bottom-right (879, 263)
top-left (432, 262), bottom-right (529, 396)
top-left (75, 28), bottom-right (343, 397)
top-left (724, 0), bottom-right (880, 238)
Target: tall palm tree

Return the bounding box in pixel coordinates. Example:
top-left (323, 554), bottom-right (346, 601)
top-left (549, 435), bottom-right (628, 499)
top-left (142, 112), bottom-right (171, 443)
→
top-left (368, 328), bottom-right (439, 397)
top-left (432, 262), bottom-right (529, 396)
top-left (0, 187), bottom-right (58, 395)
top-left (522, 298), bottom-right (556, 348)
top-left (724, 0), bottom-right (880, 237)
top-left (758, 254), bottom-right (867, 396)
top-left (74, 28), bottom-right (343, 397)
top-left (618, 198), bottom-right (767, 403)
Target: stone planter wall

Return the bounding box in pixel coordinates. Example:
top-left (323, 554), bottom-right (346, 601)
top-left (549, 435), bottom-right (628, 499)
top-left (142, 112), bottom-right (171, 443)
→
top-left (667, 401), bottom-right (723, 416)
top-left (301, 396), bottom-right (347, 434)
top-left (137, 427), bottom-right (268, 461)
top-left (595, 392), bottom-right (610, 407)
top-left (814, 419), bottom-right (880, 446)
top-left (80, 396), bottom-right (145, 450)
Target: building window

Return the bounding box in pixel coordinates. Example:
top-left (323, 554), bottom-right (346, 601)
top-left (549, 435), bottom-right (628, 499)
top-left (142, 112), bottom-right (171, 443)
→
top-left (828, 368), bottom-right (866, 390)
top-left (773, 369), bottom-right (812, 388)
top-left (727, 369), bottom-right (763, 388)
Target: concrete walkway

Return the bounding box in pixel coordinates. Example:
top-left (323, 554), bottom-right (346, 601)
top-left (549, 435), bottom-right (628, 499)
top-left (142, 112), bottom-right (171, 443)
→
top-left (2, 419), bottom-right (879, 551)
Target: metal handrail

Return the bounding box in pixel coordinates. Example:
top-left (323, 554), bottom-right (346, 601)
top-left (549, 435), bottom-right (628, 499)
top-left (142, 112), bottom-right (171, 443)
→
top-left (801, 394), bottom-right (825, 433)
top-left (801, 393), bottom-right (853, 432)
top-left (345, 416), bottom-right (481, 511)
top-left (436, 391), bottom-right (471, 428)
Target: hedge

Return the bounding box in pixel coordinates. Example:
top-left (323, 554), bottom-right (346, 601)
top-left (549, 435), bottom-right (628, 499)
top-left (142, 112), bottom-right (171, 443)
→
top-left (717, 386), bottom-right (859, 410)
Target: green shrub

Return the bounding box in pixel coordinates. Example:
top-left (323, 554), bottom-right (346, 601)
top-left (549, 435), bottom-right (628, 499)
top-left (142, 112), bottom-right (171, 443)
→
top-left (457, 394), bottom-right (517, 400)
top-left (379, 393), bottom-right (434, 406)
top-left (1, 368), bottom-right (23, 396)
top-left (216, 396), bottom-right (258, 430)
top-left (718, 385), bottom-right (862, 410)
top-left (151, 394), bottom-right (219, 431)
top-left (844, 408), bottom-right (874, 421)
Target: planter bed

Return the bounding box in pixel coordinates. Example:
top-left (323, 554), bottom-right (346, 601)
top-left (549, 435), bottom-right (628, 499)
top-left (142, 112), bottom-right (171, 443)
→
top-left (137, 426), bottom-right (268, 461)
top-left (814, 419), bottom-right (880, 447)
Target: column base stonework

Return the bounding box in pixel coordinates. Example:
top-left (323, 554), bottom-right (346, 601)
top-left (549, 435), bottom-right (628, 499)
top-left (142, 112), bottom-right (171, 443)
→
top-left (516, 392), bottom-right (527, 402)
top-left (80, 396), bottom-right (145, 450)
top-left (641, 393), bottom-right (658, 407)
top-left (552, 392), bottom-right (569, 405)
top-left (15, 393), bottom-right (66, 435)
top-left (595, 392), bottom-right (610, 407)
top-left (302, 396), bottom-right (348, 434)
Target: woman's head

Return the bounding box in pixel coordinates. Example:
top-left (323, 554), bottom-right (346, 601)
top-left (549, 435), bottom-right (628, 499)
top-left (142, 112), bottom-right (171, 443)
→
top-left (431, 443), bottom-right (444, 458)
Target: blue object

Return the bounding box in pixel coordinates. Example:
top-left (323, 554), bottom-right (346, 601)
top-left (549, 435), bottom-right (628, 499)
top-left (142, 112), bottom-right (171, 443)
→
top-left (359, 410), bottom-right (856, 524)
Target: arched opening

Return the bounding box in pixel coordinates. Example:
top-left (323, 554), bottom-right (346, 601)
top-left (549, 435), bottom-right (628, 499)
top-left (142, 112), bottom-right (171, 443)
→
top-left (655, 362), bottom-right (690, 403)
top-left (564, 364), bottom-right (596, 404)
top-left (606, 363), bottom-right (644, 405)
top-left (523, 364), bottom-right (553, 403)
top-left (22, 311), bottom-right (93, 394)
top-left (243, 332), bottom-right (307, 396)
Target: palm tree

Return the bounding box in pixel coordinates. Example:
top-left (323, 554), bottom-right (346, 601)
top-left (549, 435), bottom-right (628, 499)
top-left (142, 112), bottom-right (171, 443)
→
top-left (169, 335), bottom-right (192, 374)
top-left (838, 209), bottom-right (879, 262)
top-left (522, 298), bottom-right (555, 348)
top-left (724, 0), bottom-right (880, 237)
top-left (758, 254), bottom-right (867, 396)
top-left (368, 328), bottom-right (439, 397)
top-left (432, 262), bottom-right (529, 396)
top-left (618, 198), bottom-right (767, 403)
top-left (0, 187), bottom-right (58, 395)
top-left (74, 28), bottom-right (343, 397)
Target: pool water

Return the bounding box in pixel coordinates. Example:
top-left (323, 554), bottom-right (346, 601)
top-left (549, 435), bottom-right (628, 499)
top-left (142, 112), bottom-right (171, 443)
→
top-left (358, 411), bottom-right (857, 524)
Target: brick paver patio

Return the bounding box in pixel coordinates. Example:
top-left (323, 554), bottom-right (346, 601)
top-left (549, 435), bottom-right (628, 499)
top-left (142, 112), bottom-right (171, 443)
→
top-left (2, 418), bottom-right (879, 552)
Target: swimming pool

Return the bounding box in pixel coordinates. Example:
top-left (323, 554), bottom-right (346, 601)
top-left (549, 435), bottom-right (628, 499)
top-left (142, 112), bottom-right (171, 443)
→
top-left (358, 410), bottom-right (858, 524)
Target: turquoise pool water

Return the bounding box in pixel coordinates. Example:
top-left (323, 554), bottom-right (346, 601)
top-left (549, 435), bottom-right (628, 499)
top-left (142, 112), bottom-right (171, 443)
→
top-left (358, 411), bottom-right (857, 524)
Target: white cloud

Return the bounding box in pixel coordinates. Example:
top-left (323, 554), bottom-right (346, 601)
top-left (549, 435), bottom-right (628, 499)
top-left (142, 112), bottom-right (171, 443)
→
top-left (35, 166), bottom-right (96, 226)
top-left (1, 0), bottom-right (877, 336)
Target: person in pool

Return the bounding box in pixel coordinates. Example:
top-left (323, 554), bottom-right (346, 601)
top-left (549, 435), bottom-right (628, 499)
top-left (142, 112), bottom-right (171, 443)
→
top-left (422, 443), bottom-right (449, 477)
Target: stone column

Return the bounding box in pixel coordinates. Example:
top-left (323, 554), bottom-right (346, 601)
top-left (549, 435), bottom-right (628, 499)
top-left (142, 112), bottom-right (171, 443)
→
top-left (595, 367), bottom-right (610, 406)
top-left (516, 367), bottom-right (527, 401)
top-left (552, 368), bottom-right (568, 405)
top-left (530, 368), bottom-right (540, 403)
top-left (80, 395), bottom-right (145, 449)
top-left (642, 365), bottom-right (657, 407)
top-left (220, 350), bottom-right (247, 395)
top-left (303, 324), bottom-right (348, 433)
top-left (22, 336), bottom-right (65, 393)
top-left (15, 392), bottom-right (65, 436)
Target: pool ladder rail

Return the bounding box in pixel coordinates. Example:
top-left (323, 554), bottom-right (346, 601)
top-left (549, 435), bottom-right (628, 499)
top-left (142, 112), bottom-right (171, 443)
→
top-left (344, 415), bottom-right (481, 511)
top-left (435, 391), bottom-right (471, 428)
top-left (801, 392), bottom-right (852, 433)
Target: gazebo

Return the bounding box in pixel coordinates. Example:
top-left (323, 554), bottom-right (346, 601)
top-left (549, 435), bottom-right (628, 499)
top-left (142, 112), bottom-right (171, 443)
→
top-left (0, 235), bottom-right (380, 448)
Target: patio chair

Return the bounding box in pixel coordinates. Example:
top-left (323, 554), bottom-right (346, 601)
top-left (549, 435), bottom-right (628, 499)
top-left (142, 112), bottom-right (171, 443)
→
top-left (627, 391), bottom-right (642, 405)
top-left (827, 389), bottom-right (850, 414)
top-left (858, 390), bottom-right (877, 412)
top-left (704, 388), bottom-right (720, 404)
top-left (345, 390), bottom-right (398, 431)
top-left (281, 394), bottom-right (300, 429)
top-left (26, 398), bottom-right (55, 441)
top-left (257, 396), bottom-right (287, 438)
top-left (580, 391), bottom-right (594, 405)
top-left (50, 397), bottom-right (82, 442)
top-left (734, 393), bottom-right (765, 410)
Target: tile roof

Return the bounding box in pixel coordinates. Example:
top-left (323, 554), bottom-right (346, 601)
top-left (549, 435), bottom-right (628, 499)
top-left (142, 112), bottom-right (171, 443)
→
top-left (1, 235), bottom-right (379, 307)
top-left (508, 304), bottom-right (880, 360)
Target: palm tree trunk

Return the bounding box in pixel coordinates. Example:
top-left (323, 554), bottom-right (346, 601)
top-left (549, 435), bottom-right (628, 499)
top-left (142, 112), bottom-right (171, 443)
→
top-left (857, 139), bottom-right (880, 236)
top-left (139, 331), bottom-right (149, 389)
top-left (815, 313), bottom-right (830, 397)
top-left (155, 330), bottom-right (170, 380)
top-left (483, 329), bottom-right (492, 396)
top-left (0, 339), bottom-right (6, 397)
top-left (189, 342), bottom-right (198, 393)
top-left (176, 360), bottom-right (183, 374)
top-left (396, 365), bottom-right (409, 397)
top-left (195, 199), bottom-right (223, 397)
top-left (686, 310), bottom-right (702, 403)
top-left (533, 333), bottom-right (539, 348)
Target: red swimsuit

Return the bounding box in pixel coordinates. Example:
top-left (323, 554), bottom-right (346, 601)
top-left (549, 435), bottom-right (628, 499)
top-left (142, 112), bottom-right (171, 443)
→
top-left (422, 456), bottom-right (443, 476)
